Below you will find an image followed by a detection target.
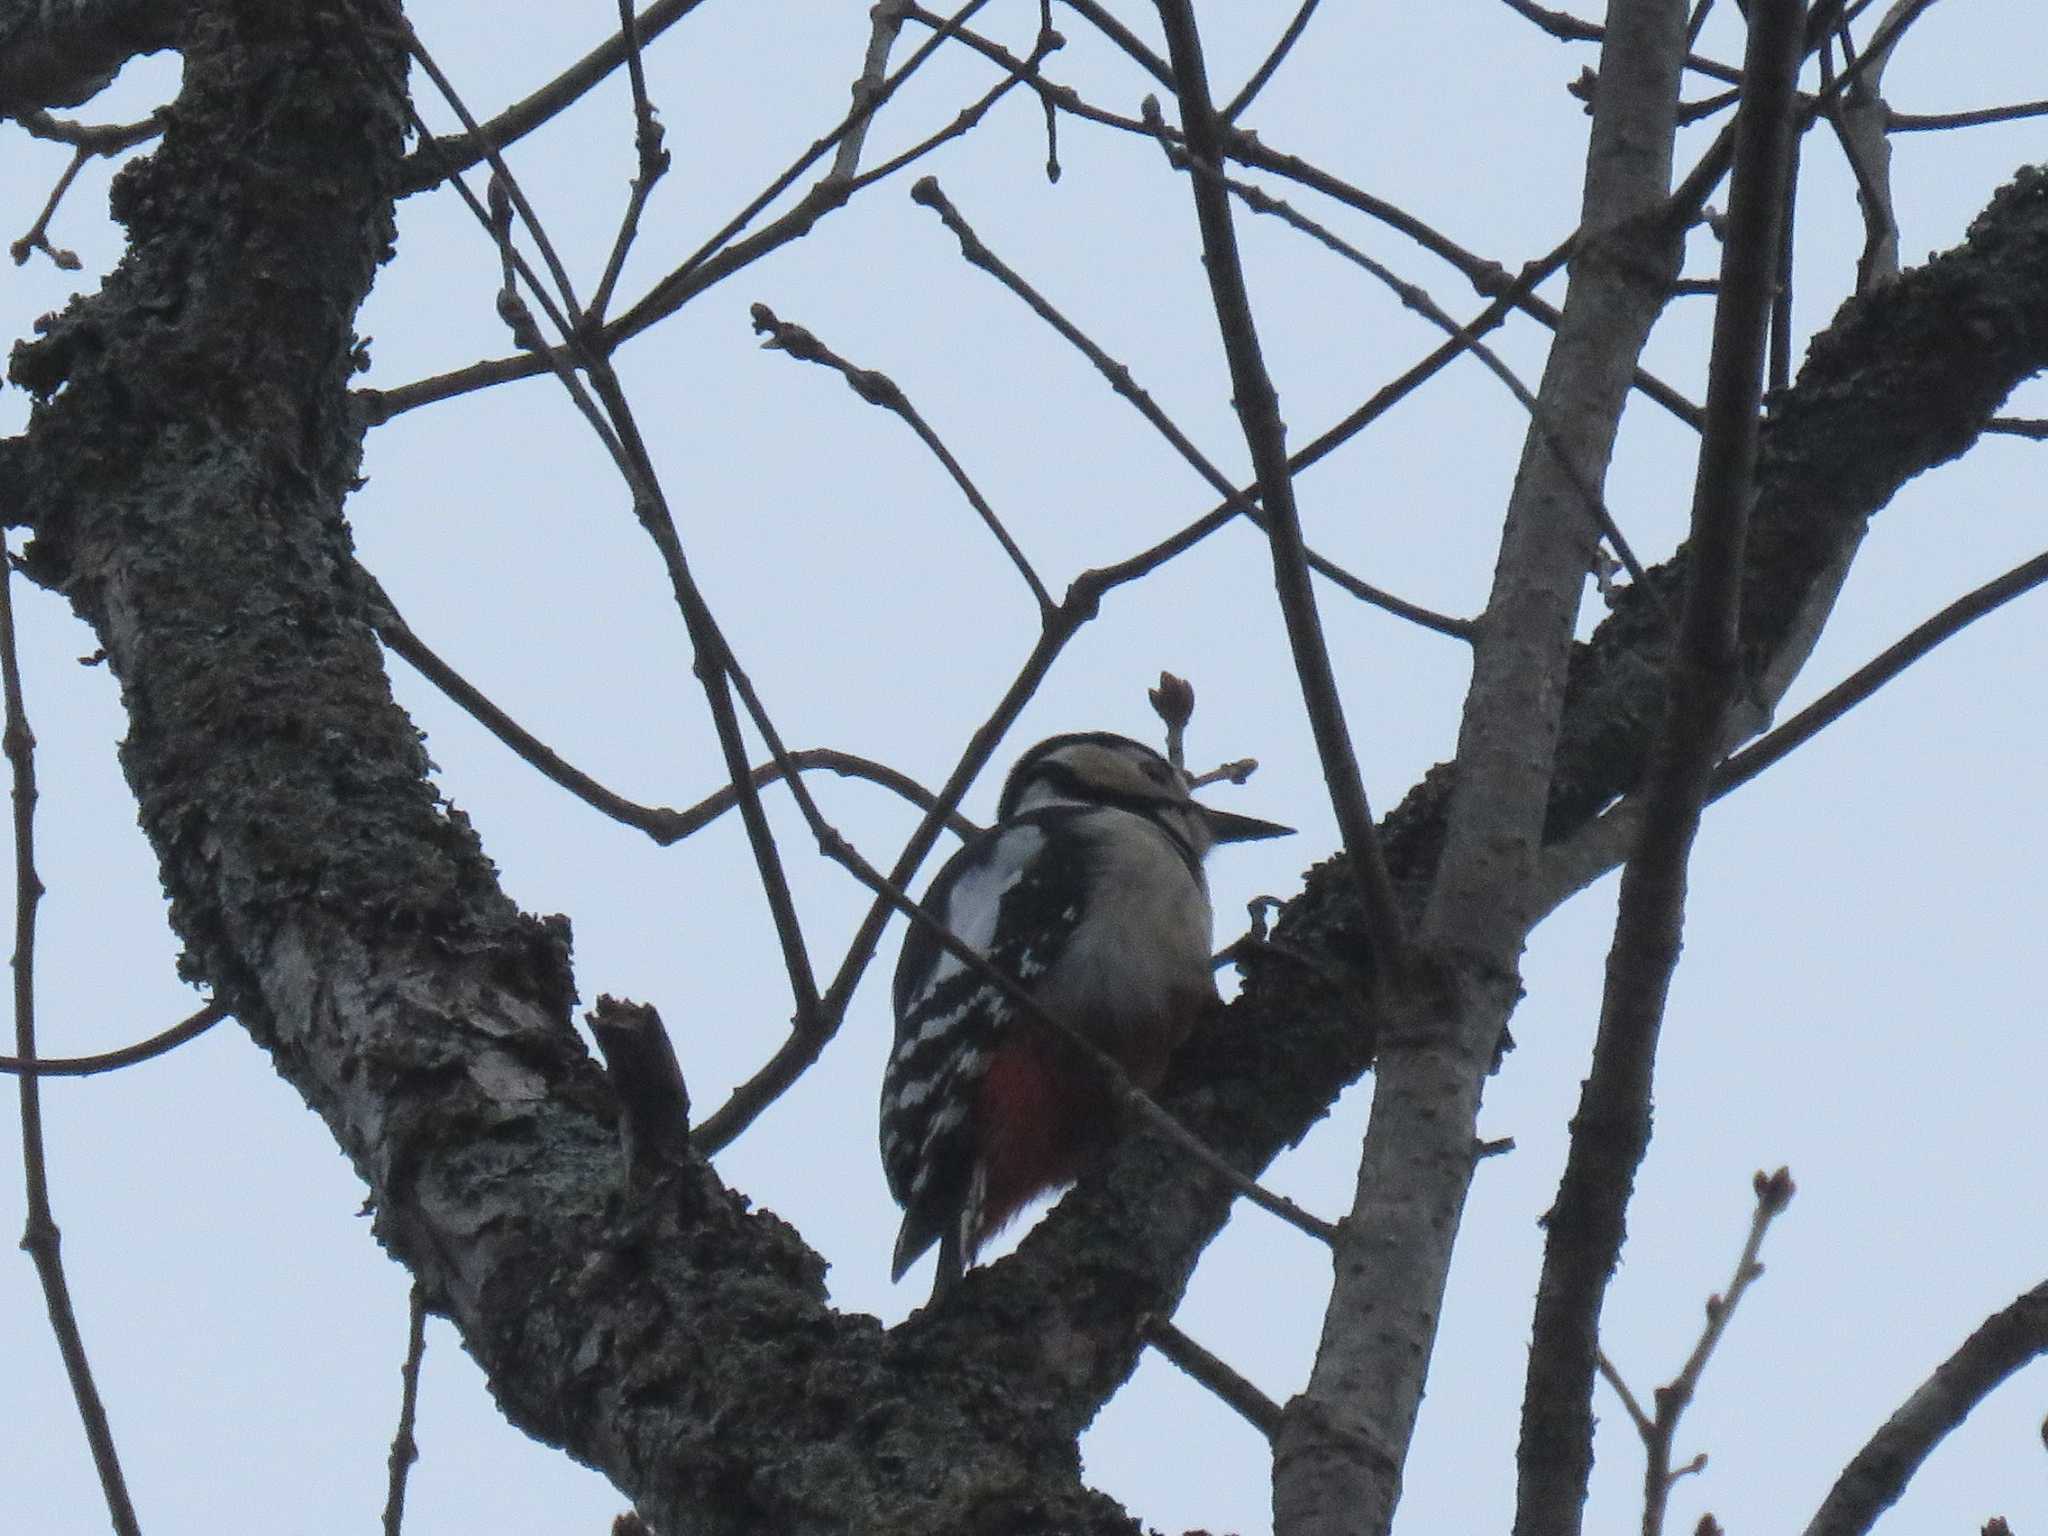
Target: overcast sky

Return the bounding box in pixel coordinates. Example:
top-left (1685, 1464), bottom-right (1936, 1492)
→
top-left (3, 3), bottom-right (2045, 1534)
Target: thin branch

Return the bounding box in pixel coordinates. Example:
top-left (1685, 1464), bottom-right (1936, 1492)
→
top-left (381, 1286), bottom-right (429, 1536)
top-left (1153, 0), bottom-right (1407, 973)
top-left (406, 27), bottom-right (585, 328)
top-left (927, 170), bottom-right (1479, 643)
top-left (1985, 417), bottom-right (2048, 439)
top-left (367, 573), bottom-right (974, 841)
top-left (1628, 1170), bottom-right (1795, 1536)
top-left (1205, 137), bottom-right (1705, 432)
top-left (588, 0), bottom-right (673, 324)
top-left (1145, 1317), bottom-right (1284, 1438)
top-left (1710, 548), bottom-right (2048, 800)
top-left (1802, 1280), bottom-right (2048, 1536)
top-left (395, 0), bottom-right (713, 194)
top-left (847, 23), bottom-right (1062, 193)
top-left (1515, 10), bottom-right (1806, 1536)
top-left (363, 0), bottom-right (992, 422)
top-left (1888, 98), bottom-right (2048, 131)
top-left (693, 616), bottom-right (1080, 1151)
top-left (17, 108), bottom-right (165, 151)
top-left (624, 0), bottom-right (994, 328)
top-left (1192, 145), bottom-right (1662, 607)
top-left (1492, 0), bottom-right (1745, 83)
top-left (1, 548), bottom-right (141, 1536)
top-left (832, 0), bottom-right (907, 180)
top-left (0, 998), bottom-right (229, 1077)
top-left (10, 112), bottom-right (165, 267)
top-left (9, 143), bottom-right (87, 269)
top-left (1597, 1350), bottom-right (1656, 1438)
top-left (1537, 547), bottom-right (2048, 913)
top-left (1820, 0), bottom-right (1940, 105)
top-left (1055, 0), bottom-right (1174, 85)
top-left (361, 30), bottom-right (836, 1052)
top-left (1221, 0), bottom-right (1322, 122)
top-left (750, 303), bottom-right (1054, 615)
top-left (895, 5), bottom-right (1705, 434)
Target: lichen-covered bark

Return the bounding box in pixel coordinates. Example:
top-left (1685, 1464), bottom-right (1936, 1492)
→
top-left (0, 0), bottom-right (181, 112)
top-left (2, 1), bottom-right (2045, 1531)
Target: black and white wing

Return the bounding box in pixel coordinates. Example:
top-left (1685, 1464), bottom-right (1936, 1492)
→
top-left (879, 808), bottom-right (1092, 1279)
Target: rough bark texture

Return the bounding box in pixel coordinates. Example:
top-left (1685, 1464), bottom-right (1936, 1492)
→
top-left (3, 1), bottom-right (2047, 1530)
top-left (0, 0), bottom-right (180, 112)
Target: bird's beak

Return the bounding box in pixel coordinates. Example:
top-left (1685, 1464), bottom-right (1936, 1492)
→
top-left (1199, 805), bottom-right (1296, 843)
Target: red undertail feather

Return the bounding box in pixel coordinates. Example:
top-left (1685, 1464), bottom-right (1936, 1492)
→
top-left (968, 1032), bottom-right (1111, 1262)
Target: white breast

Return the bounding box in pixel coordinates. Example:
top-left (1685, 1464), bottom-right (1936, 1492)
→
top-left (1035, 808), bottom-right (1217, 1029)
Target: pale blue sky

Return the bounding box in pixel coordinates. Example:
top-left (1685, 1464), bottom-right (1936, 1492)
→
top-left (3, 4), bottom-right (2045, 1533)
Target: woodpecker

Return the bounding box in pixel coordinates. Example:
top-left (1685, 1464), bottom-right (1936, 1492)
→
top-left (879, 731), bottom-right (1291, 1296)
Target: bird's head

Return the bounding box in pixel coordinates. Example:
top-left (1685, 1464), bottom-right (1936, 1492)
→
top-left (996, 732), bottom-right (1293, 856)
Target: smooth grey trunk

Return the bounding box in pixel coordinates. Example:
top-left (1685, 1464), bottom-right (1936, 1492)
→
top-left (1272, 5), bottom-right (1689, 1533)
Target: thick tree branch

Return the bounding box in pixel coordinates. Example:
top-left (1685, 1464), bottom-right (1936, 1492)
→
top-left (0, 0), bottom-right (179, 114)
top-left (1268, 5), bottom-right (1699, 1533)
top-left (1517, 11), bottom-right (1807, 1535)
top-left (1801, 1280), bottom-right (2048, 1536)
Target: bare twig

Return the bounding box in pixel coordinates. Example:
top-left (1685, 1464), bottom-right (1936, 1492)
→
top-left (17, 109), bottom-right (165, 151)
top-left (0, 998), bottom-right (229, 1077)
top-left (1598, 1350), bottom-right (1656, 1438)
top-left (832, 0), bottom-right (907, 180)
top-left (365, 0), bottom-right (993, 422)
top-left (750, 303), bottom-right (1054, 615)
top-left (396, 0), bottom-right (713, 194)
top-left (1602, 1169), bottom-right (1795, 1536)
top-left (1888, 98), bottom-right (2048, 131)
top-left (367, 35), bottom-right (833, 1052)
top-left (588, 0), bottom-right (672, 323)
top-left (1145, 1317), bottom-right (1284, 1437)
top-left (1188, 144), bottom-right (1661, 606)
top-left (692, 617), bottom-right (1081, 1151)
top-left (406, 27), bottom-right (586, 327)
top-left (10, 144), bottom-right (88, 270)
top-left (1153, 0), bottom-right (1407, 974)
top-left (895, 6), bottom-right (1705, 434)
top-left (1803, 1280), bottom-right (2048, 1536)
top-left (1, 549), bottom-right (141, 1536)
top-left (1537, 547), bottom-right (2048, 913)
top-left (382, 1286), bottom-right (429, 1536)
top-left (1055, 0), bottom-right (1173, 85)
top-left (1516, 9), bottom-right (1806, 1536)
top-left (11, 107), bottom-right (165, 269)
top-left (1985, 417), bottom-right (2048, 439)
top-left (1492, 0), bottom-right (1745, 83)
top-left (367, 572), bottom-right (976, 842)
top-left (628, 0), bottom-right (994, 323)
top-left (1710, 548), bottom-right (2048, 800)
top-left (1221, 0), bottom-right (1323, 122)
top-left (1148, 672), bottom-right (1194, 770)
top-left (848, 23), bottom-right (1063, 193)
